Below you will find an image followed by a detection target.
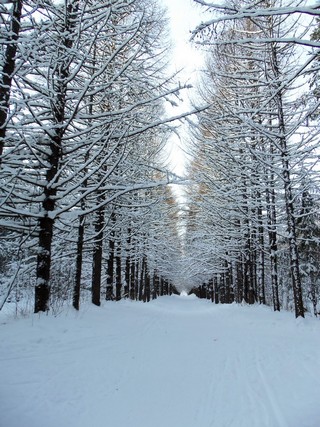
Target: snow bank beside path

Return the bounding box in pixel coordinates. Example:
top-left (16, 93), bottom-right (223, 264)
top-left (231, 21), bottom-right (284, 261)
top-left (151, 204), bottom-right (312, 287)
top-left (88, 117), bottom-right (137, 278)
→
top-left (1, 296), bottom-right (320, 427)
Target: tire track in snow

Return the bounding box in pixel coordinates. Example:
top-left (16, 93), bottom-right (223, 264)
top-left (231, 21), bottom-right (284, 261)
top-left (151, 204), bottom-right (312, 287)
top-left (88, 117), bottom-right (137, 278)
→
top-left (193, 353), bottom-right (231, 426)
top-left (192, 339), bottom-right (258, 426)
top-left (255, 353), bottom-right (289, 427)
top-left (191, 327), bottom-right (290, 427)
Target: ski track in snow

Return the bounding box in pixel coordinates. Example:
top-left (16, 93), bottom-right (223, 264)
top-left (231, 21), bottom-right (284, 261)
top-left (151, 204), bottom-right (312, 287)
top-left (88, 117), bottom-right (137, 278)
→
top-left (1, 295), bottom-right (320, 427)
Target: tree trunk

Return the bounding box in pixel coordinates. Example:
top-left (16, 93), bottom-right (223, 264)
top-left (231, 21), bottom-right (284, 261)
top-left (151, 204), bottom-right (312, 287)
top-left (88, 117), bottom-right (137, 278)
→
top-left (115, 240), bottom-right (122, 301)
top-left (134, 261), bottom-right (139, 300)
top-left (310, 273), bottom-right (318, 317)
top-left (91, 204), bottom-right (104, 306)
top-left (73, 215), bottom-right (85, 310)
top-left (163, 278), bottom-right (169, 295)
top-left (35, 0), bottom-right (80, 313)
top-left (35, 134), bottom-right (62, 312)
top-left (270, 41), bottom-right (304, 318)
top-left (213, 276), bottom-right (219, 304)
top-left (235, 261), bottom-right (243, 303)
top-left (257, 202), bottom-right (266, 305)
top-left (106, 212), bottom-right (115, 301)
top-left (224, 260), bottom-right (232, 304)
top-left (124, 228), bottom-right (131, 299)
top-left (144, 263), bottom-right (150, 302)
top-left (152, 271), bottom-right (159, 299)
top-left (138, 258), bottom-right (144, 301)
top-left (160, 276), bottom-right (164, 296)
top-left (0, 0), bottom-right (23, 164)
top-left (209, 278), bottom-right (214, 302)
top-left (241, 165), bottom-right (254, 304)
top-left (35, 216), bottom-right (53, 312)
top-left (129, 260), bottom-right (136, 300)
top-left (266, 180), bottom-right (280, 312)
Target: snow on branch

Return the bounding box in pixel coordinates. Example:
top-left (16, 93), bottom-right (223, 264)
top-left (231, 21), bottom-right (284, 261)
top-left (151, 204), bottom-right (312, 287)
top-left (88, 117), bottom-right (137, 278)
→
top-left (191, 4), bottom-right (320, 41)
top-left (200, 36), bottom-right (320, 48)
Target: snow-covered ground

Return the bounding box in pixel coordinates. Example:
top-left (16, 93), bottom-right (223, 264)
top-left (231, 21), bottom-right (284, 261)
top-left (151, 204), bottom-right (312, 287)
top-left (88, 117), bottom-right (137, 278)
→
top-left (1, 295), bottom-right (320, 427)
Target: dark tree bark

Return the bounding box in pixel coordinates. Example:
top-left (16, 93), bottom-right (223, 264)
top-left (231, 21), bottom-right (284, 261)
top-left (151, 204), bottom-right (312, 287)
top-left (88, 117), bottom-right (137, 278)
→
top-left (124, 228), bottom-right (131, 298)
top-left (91, 202), bottom-right (105, 307)
top-left (134, 260), bottom-right (139, 300)
top-left (281, 149), bottom-right (304, 317)
top-left (144, 264), bottom-right (150, 302)
top-left (257, 200), bottom-right (266, 305)
top-left (129, 260), bottom-right (136, 300)
top-left (160, 276), bottom-right (164, 296)
top-left (73, 215), bottom-right (85, 310)
top-left (270, 44), bottom-right (304, 318)
top-left (138, 257), bottom-right (145, 301)
top-left (224, 259), bottom-right (233, 304)
top-left (208, 278), bottom-right (214, 302)
top-left (73, 55), bottom-right (94, 310)
top-left (199, 284), bottom-right (206, 299)
top-left (35, 1), bottom-right (80, 313)
top-left (235, 261), bottom-right (243, 303)
top-left (35, 120), bottom-right (63, 311)
top-left (240, 163), bottom-right (255, 305)
top-left (214, 276), bottom-right (219, 304)
top-left (106, 211), bottom-right (116, 301)
top-left (35, 215), bottom-right (53, 312)
top-left (164, 278), bottom-right (169, 295)
top-left (115, 239), bottom-right (122, 301)
top-left (152, 271), bottom-right (159, 299)
top-left (0, 0), bottom-right (23, 165)
top-left (266, 163), bottom-right (280, 312)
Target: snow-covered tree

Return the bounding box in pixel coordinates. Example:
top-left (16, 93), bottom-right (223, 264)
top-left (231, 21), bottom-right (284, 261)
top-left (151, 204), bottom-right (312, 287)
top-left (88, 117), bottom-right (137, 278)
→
top-left (0, 0), bottom-right (188, 312)
top-left (187, 0), bottom-right (320, 316)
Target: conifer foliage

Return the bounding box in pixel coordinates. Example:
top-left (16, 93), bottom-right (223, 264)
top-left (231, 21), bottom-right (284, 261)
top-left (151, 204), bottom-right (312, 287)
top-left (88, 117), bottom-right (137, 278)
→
top-left (0, 0), bottom-right (181, 312)
top-left (185, 0), bottom-right (320, 317)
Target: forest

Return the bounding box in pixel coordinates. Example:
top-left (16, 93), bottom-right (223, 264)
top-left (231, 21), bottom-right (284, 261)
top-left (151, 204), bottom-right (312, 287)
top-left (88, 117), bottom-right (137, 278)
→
top-left (1, 0), bottom-right (320, 319)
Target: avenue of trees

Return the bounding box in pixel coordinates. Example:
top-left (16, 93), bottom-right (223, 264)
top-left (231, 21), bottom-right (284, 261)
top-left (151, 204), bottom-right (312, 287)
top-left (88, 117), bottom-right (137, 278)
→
top-left (185, 0), bottom-right (320, 318)
top-left (1, 0), bottom-right (320, 319)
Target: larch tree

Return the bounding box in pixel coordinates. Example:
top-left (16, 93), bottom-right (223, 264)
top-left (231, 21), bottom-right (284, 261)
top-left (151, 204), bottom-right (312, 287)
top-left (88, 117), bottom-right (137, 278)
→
top-left (0, 0), bottom-right (23, 164)
top-left (0, 0), bottom-right (190, 312)
top-left (187, 0), bottom-right (320, 317)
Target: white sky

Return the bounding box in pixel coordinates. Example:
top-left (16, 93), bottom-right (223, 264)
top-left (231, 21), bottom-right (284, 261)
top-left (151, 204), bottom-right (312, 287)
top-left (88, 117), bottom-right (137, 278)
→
top-left (161, 0), bottom-right (205, 83)
top-left (160, 0), bottom-right (208, 176)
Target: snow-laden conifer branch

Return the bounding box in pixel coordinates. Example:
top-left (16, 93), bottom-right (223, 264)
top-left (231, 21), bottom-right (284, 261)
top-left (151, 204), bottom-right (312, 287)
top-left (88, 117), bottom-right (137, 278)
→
top-left (192, 3), bottom-right (320, 41)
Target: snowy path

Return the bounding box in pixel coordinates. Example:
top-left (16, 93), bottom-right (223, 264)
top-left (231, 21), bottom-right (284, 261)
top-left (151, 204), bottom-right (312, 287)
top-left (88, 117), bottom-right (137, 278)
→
top-left (1, 295), bottom-right (320, 427)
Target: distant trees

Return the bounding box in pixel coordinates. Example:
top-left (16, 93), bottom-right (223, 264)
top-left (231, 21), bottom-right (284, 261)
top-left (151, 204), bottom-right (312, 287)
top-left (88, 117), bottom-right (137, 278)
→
top-left (186, 0), bottom-right (320, 317)
top-left (0, 0), bottom-right (182, 312)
